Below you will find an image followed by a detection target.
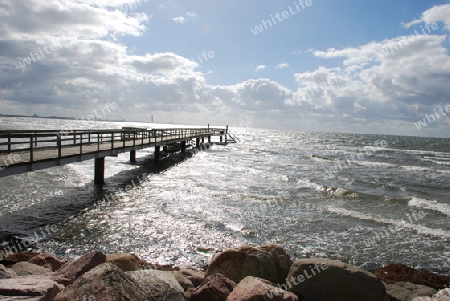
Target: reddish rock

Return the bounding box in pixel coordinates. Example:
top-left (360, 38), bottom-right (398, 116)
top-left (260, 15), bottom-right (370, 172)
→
top-left (0, 252), bottom-right (40, 267)
top-left (375, 264), bottom-right (450, 290)
top-left (227, 276), bottom-right (299, 301)
top-left (28, 253), bottom-right (65, 271)
top-left (190, 273), bottom-right (236, 301)
top-left (205, 244), bottom-right (292, 284)
top-left (56, 251), bottom-right (106, 283)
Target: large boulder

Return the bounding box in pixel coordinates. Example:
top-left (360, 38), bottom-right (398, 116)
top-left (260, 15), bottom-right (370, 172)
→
top-left (11, 262), bottom-right (51, 276)
top-left (54, 263), bottom-right (186, 301)
top-left (412, 288), bottom-right (450, 301)
top-left (127, 269), bottom-right (186, 300)
top-left (227, 276), bottom-right (299, 301)
top-left (0, 275), bottom-right (64, 300)
top-left (106, 252), bottom-right (141, 272)
top-left (28, 253), bottom-right (65, 271)
top-left (386, 282), bottom-right (437, 301)
top-left (191, 273), bottom-right (236, 301)
top-left (206, 245), bottom-right (292, 284)
top-left (286, 258), bottom-right (390, 301)
top-left (56, 251), bottom-right (106, 283)
top-left (375, 264), bottom-right (450, 290)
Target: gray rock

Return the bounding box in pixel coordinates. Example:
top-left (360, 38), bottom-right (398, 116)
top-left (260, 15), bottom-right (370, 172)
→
top-left (0, 297), bottom-right (42, 301)
top-left (412, 288), bottom-right (450, 301)
top-left (227, 276), bottom-right (299, 301)
top-left (53, 262), bottom-right (185, 301)
top-left (0, 275), bottom-right (64, 300)
top-left (386, 282), bottom-right (437, 301)
top-left (286, 258), bottom-right (390, 301)
top-left (11, 262), bottom-right (51, 276)
top-left (127, 269), bottom-right (186, 300)
top-left (0, 264), bottom-right (16, 279)
top-left (206, 244), bottom-right (292, 284)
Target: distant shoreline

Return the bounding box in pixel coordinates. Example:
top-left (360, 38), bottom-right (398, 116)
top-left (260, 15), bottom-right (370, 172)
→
top-left (0, 114), bottom-right (128, 123)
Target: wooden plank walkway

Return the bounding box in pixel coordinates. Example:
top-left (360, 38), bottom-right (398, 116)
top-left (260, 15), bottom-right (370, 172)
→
top-left (0, 127), bottom-right (230, 180)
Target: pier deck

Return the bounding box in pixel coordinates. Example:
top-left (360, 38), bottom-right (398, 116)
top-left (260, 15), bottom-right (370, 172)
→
top-left (0, 127), bottom-right (231, 183)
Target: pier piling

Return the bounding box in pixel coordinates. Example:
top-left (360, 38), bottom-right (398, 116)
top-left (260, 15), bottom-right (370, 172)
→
top-left (94, 157), bottom-right (105, 184)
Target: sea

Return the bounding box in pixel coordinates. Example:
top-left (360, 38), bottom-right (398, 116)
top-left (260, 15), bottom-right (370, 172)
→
top-left (0, 117), bottom-right (449, 274)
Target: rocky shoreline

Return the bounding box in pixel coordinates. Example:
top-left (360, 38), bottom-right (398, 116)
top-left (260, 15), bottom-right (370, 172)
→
top-left (0, 244), bottom-right (449, 301)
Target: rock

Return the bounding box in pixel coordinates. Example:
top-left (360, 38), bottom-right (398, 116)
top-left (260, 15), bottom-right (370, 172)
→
top-left (0, 264), bottom-right (16, 279)
top-left (170, 271), bottom-right (194, 291)
top-left (227, 276), bottom-right (299, 301)
top-left (54, 262), bottom-right (185, 301)
top-left (386, 282), bottom-right (437, 301)
top-left (205, 244), bottom-right (292, 284)
top-left (190, 273), bottom-right (236, 301)
top-left (286, 258), bottom-right (390, 301)
top-left (412, 288), bottom-right (450, 301)
top-left (54, 263), bottom-right (147, 301)
top-left (56, 251), bottom-right (106, 283)
top-left (0, 275), bottom-right (64, 300)
top-left (0, 252), bottom-right (40, 267)
top-left (127, 269), bottom-right (186, 300)
top-left (179, 268), bottom-right (205, 287)
top-left (0, 296), bottom-right (43, 300)
top-left (11, 262), bottom-right (51, 276)
top-left (375, 264), bottom-right (450, 290)
top-left (28, 253), bottom-right (65, 271)
top-left (0, 297), bottom-right (42, 300)
top-left (106, 252), bottom-right (141, 272)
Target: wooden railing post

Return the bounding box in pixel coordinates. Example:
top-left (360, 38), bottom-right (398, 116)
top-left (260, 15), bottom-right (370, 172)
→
top-left (57, 134), bottom-right (62, 158)
top-left (29, 135), bottom-right (33, 162)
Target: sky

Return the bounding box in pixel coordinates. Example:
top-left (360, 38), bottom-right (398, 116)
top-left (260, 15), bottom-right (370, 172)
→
top-left (1, 0), bottom-right (450, 137)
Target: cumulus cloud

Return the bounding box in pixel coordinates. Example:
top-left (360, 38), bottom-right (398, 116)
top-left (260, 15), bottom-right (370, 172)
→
top-left (403, 4), bottom-right (450, 30)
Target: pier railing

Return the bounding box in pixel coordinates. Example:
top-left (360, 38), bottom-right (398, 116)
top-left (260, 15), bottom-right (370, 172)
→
top-left (0, 127), bottom-right (225, 162)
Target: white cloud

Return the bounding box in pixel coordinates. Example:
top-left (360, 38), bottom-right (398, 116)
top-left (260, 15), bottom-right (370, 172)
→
top-left (172, 12), bottom-right (197, 24)
top-left (276, 63), bottom-right (290, 69)
top-left (172, 16), bottom-right (186, 24)
top-left (403, 4), bottom-right (450, 30)
top-left (255, 65), bottom-right (266, 72)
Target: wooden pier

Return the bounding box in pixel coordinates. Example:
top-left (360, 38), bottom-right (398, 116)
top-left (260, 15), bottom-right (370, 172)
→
top-left (0, 126), bottom-right (235, 184)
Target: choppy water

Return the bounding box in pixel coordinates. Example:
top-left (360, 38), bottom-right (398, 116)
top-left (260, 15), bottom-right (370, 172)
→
top-left (0, 117), bottom-right (449, 274)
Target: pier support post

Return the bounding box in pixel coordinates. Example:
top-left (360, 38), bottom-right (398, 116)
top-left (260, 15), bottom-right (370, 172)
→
top-left (220, 136), bottom-right (223, 143)
top-left (163, 145), bottom-right (168, 152)
top-left (154, 146), bottom-right (160, 163)
top-left (181, 141), bottom-right (186, 153)
top-left (208, 136), bottom-right (211, 143)
top-left (196, 138), bottom-right (200, 148)
top-left (130, 150), bottom-right (136, 163)
top-left (202, 137), bottom-right (205, 143)
top-left (94, 157), bottom-right (105, 185)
